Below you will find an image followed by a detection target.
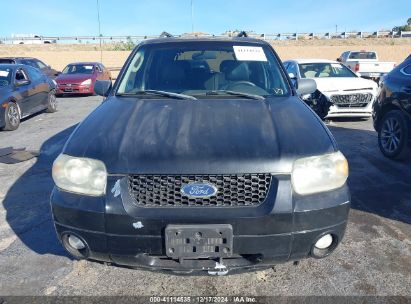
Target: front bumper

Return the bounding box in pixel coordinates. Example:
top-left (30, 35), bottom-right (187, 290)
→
top-left (56, 84), bottom-right (93, 94)
top-left (325, 95), bottom-right (374, 118)
top-left (50, 175), bottom-right (350, 274)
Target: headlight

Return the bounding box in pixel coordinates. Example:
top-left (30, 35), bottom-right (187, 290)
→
top-left (52, 154), bottom-right (107, 196)
top-left (81, 79), bottom-right (92, 86)
top-left (291, 151), bottom-right (348, 195)
top-left (301, 93), bottom-right (312, 101)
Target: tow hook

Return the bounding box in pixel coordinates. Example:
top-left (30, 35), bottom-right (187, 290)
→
top-left (208, 259), bottom-right (229, 276)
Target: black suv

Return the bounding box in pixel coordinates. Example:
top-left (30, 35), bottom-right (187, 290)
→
top-left (50, 35), bottom-right (350, 275)
top-left (373, 54), bottom-right (411, 160)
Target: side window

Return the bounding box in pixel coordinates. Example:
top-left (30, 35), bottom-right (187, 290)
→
top-left (283, 62), bottom-right (290, 70)
top-left (26, 66), bottom-right (44, 81)
top-left (95, 65), bottom-right (102, 72)
top-left (20, 59), bottom-right (37, 68)
top-left (287, 63), bottom-right (298, 77)
top-left (35, 60), bottom-right (47, 69)
top-left (15, 69), bottom-right (29, 81)
top-left (286, 63), bottom-right (298, 87)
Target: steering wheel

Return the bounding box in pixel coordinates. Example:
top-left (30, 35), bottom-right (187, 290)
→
top-left (230, 81), bottom-right (257, 87)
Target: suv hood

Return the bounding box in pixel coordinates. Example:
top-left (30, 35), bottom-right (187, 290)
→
top-left (312, 77), bottom-right (377, 93)
top-left (63, 96), bottom-right (336, 174)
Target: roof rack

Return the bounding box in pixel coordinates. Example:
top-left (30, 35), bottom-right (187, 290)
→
top-left (237, 31), bottom-right (248, 37)
top-left (159, 31), bottom-right (173, 38)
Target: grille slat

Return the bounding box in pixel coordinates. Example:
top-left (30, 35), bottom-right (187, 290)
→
top-left (331, 93), bottom-right (373, 107)
top-left (128, 174), bottom-right (271, 207)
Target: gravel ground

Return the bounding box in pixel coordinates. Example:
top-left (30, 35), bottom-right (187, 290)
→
top-left (0, 96), bottom-right (410, 297)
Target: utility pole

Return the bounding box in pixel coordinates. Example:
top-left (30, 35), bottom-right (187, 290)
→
top-left (96, 0), bottom-right (103, 63)
top-left (335, 25), bottom-right (338, 33)
top-left (191, 0), bottom-right (194, 33)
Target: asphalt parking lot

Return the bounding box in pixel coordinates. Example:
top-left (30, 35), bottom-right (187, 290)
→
top-left (0, 96), bottom-right (410, 296)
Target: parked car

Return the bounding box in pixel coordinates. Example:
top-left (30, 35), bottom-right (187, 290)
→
top-left (0, 64), bottom-right (57, 131)
top-left (55, 62), bottom-right (111, 96)
top-left (373, 55), bottom-right (411, 160)
top-left (284, 59), bottom-right (378, 119)
top-left (337, 51), bottom-right (396, 82)
top-left (0, 57), bottom-right (60, 78)
top-left (51, 36), bottom-right (350, 275)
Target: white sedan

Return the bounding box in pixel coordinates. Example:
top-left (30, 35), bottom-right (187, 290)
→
top-left (283, 59), bottom-right (378, 119)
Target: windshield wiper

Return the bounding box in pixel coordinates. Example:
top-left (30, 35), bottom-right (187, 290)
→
top-left (117, 90), bottom-right (197, 100)
top-left (206, 90), bottom-right (265, 100)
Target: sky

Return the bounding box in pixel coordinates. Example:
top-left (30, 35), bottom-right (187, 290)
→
top-left (1, 0), bottom-right (410, 37)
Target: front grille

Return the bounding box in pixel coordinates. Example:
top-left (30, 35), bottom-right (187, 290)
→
top-left (59, 83), bottom-right (79, 86)
top-left (128, 174), bottom-right (272, 207)
top-left (335, 103), bottom-right (368, 108)
top-left (330, 93), bottom-right (373, 106)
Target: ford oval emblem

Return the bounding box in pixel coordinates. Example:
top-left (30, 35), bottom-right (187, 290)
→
top-left (181, 183), bottom-right (218, 198)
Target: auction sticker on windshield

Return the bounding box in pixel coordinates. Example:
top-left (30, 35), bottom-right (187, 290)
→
top-left (233, 46), bottom-right (267, 61)
top-left (331, 63), bottom-right (342, 69)
top-left (0, 70), bottom-right (10, 77)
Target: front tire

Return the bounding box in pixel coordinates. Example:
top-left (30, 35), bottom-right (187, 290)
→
top-left (46, 90), bottom-right (57, 113)
top-left (378, 110), bottom-right (411, 160)
top-left (3, 102), bottom-right (20, 131)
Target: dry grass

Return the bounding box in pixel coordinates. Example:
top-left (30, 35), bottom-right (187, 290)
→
top-left (0, 38), bottom-right (410, 79)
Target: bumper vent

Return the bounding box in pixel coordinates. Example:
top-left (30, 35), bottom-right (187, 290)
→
top-left (331, 93), bottom-right (373, 107)
top-left (128, 174), bottom-right (272, 207)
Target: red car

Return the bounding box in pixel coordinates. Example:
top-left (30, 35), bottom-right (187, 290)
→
top-left (55, 62), bottom-right (111, 96)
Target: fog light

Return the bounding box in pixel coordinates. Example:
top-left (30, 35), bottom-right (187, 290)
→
top-left (68, 235), bottom-right (86, 250)
top-left (315, 234), bottom-right (333, 249)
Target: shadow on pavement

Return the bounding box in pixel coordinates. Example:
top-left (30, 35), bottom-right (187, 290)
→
top-left (3, 125), bottom-right (77, 257)
top-left (329, 125), bottom-right (411, 225)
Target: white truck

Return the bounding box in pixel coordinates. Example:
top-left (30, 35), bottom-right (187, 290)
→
top-left (337, 51), bottom-right (395, 81)
top-left (11, 34), bottom-right (56, 45)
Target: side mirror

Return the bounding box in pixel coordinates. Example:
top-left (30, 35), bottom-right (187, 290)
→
top-left (296, 78), bottom-right (317, 95)
top-left (288, 72), bottom-right (296, 79)
top-left (94, 80), bottom-right (112, 97)
top-left (16, 79), bottom-right (30, 86)
top-left (55, 72), bottom-right (61, 76)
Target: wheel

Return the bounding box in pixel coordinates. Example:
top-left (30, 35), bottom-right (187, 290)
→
top-left (3, 102), bottom-right (20, 131)
top-left (46, 90), bottom-right (57, 113)
top-left (378, 110), bottom-right (411, 160)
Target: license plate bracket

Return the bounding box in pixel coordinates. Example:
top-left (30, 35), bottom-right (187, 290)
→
top-left (165, 224), bottom-right (233, 259)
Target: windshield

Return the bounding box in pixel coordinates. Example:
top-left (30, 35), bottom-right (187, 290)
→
top-left (348, 52), bottom-right (377, 60)
top-left (62, 64), bottom-right (94, 75)
top-left (0, 59), bottom-right (14, 64)
top-left (299, 62), bottom-right (357, 78)
top-left (117, 42), bottom-right (290, 97)
top-left (0, 67), bottom-right (12, 86)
